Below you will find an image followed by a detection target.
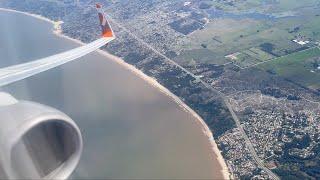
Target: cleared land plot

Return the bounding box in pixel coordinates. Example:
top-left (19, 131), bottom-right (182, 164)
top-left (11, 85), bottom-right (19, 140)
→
top-left (209, 0), bottom-right (264, 12)
top-left (227, 47), bottom-right (276, 68)
top-left (258, 47), bottom-right (320, 89)
top-left (244, 47), bottom-right (275, 61)
top-left (228, 52), bottom-right (258, 67)
top-left (175, 48), bottom-right (229, 65)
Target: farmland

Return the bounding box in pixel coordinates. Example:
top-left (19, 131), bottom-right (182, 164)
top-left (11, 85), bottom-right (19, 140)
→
top-left (174, 0), bottom-right (320, 67)
top-left (258, 47), bottom-right (320, 89)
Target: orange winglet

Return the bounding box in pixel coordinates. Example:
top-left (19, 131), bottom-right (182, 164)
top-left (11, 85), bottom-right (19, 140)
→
top-left (103, 29), bottom-right (113, 37)
top-left (96, 3), bottom-right (114, 38)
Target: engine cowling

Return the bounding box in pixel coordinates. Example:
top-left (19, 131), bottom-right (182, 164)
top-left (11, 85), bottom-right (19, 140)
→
top-left (0, 92), bottom-right (82, 179)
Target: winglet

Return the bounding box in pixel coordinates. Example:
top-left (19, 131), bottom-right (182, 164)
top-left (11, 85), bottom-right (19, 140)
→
top-left (96, 3), bottom-right (114, 38)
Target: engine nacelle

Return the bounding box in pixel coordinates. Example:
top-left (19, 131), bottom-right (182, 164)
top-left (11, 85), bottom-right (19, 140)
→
top-left (0, 92), bottom-right (82, 179)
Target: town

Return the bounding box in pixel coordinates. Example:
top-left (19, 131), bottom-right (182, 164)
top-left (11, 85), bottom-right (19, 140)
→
top-left (2, 0), bottom-right (320, 179)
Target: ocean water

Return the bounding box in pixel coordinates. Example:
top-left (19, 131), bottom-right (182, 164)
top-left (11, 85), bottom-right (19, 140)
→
top-left (0, 10), bottom-right (224, 179)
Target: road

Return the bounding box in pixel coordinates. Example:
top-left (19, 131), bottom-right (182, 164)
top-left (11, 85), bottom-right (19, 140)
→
top-left (107, 16), bottom-right (280, 180)
top-left (225, 101), bottom-right (280, 180)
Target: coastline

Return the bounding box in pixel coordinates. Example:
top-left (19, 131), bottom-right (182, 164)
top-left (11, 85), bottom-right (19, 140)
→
top-left (96, 51), bottom-right (231, 180)
top-left (0, 8), bottom-right (231, 179)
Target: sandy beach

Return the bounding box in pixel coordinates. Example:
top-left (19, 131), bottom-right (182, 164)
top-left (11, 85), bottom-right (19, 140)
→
top-left (0, 7), bottom-right (231, 179)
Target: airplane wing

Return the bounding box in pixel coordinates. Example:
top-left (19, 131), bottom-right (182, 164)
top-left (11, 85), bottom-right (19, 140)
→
top-left (0, 4), bottom-right (114, 87)
top-left (0, 4), bottom-right (115, 179)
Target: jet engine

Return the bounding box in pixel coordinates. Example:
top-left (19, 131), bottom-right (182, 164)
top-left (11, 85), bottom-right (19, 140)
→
top-left (0, 92), bottom-right (82, 179)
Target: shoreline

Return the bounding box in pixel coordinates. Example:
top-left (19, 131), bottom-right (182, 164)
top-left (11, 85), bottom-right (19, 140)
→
top-left (0, 8), bottom-right (231, 179)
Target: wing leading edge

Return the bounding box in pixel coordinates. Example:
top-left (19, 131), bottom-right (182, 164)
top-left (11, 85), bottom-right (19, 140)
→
top-left (0, 4), bottom-right (114, 87)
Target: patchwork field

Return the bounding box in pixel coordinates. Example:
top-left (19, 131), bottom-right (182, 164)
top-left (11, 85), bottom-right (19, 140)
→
top-left (174, 1), bottom-right (320, 66)
top-left (208, 0), bottom-right (320, 13)
top-left (226, 47), bottom-right (276, 68)
top-left (258, 47), bottom-right (320, 89)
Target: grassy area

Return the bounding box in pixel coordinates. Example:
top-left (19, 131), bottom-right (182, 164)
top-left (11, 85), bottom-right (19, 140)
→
top-left (244, 47), bottom-right (275, 61)
top-left (227, 47), bottom-right (276, 68)
top-left (175, 0), bottom-right (320, 66)
top-left (179, 18), bottom-right (271, 63)
top-left (258, 47), bottom-right (320, 89)
top-left (274, 0), bottom-right (320, 11)
top-left (175, 48), bottom-right (229, 65)
top-left (231, 52), bottom-right (258, 67)
top-left (209, 0), bottom-right (320, 13)
top-left (211, 0), bottom-right (261, 12)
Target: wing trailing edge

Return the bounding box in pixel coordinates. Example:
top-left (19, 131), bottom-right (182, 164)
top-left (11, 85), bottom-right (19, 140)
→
top-left (0, 4), bottom-right (116, 87)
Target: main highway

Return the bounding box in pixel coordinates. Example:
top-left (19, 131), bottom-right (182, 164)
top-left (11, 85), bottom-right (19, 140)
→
top-left (108, 15), bottom-right (280, 180)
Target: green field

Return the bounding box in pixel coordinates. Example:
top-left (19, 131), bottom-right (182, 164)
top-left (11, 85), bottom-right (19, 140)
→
top-left (181, 14), bottom-right (320, 63)
top-left (175, 0), bottom-right (320, 66)
top-left (258, 47), bottom-right (320, 89)
top-left (243, 47), bottom-right (275, 62)
top-left (210, 0), bottom-right (320, 13)
top-left (175, 48), bottom-right (229, 65)
top-left (227, 47), bottom-right (276, 67)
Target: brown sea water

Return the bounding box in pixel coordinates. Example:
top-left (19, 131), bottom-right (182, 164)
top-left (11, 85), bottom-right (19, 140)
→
top-left (0, 10), bottom-right (224, 179)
